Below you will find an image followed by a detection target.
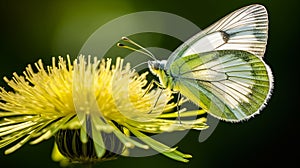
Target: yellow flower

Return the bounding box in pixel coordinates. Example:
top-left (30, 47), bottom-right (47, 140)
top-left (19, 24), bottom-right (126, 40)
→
top-left (0, 55), bottom-right (207, 165)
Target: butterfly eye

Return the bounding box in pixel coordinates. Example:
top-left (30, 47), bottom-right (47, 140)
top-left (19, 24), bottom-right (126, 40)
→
top-left (148, 61), bottom-right (163, 76)
top-left (147, 61), bottom-right (156, 70)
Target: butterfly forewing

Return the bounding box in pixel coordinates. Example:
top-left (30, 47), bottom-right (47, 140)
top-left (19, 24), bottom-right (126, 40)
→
top-left (169, 50), bottom-right (272, 122)
top-left (166, 4), bottom-right (268, 69)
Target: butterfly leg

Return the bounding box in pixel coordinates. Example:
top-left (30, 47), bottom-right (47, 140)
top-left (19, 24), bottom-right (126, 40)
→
top-left (152, 79), bottom-right (165, 89)
top-left (142, 79), bottom-right (165, 97)
top-left (148, 88), bottom-right (163, 114)
top-left (176, 93), bottom-right (182, 124)
top-left (142, 80), bottom-right (153, 98)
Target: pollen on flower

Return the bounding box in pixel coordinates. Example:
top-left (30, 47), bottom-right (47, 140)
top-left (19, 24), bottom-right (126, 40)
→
top-left (0, 55), bottom-right (208, 164)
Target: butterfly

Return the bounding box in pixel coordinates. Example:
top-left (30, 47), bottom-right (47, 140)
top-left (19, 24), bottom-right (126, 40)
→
top-left (119, 4), bottom-right (273, 122)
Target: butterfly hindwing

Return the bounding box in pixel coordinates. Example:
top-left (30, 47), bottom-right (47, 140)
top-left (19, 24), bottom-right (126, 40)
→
top-left (169, 50), bottom-right (272, 121)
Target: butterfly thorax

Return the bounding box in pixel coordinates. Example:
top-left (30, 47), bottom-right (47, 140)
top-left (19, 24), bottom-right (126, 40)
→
top-left (148, 60), bottom-right (175, 90)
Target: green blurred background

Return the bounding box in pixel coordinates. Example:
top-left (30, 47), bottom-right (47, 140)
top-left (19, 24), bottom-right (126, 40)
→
top-left (0, 0), bottom-right (299, 167)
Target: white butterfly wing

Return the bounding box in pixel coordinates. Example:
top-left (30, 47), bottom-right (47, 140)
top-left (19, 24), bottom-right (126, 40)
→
top-left (166, 4), bottom-right (268, 69)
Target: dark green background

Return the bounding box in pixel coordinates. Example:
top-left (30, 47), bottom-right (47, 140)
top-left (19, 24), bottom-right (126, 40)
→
top-left (0, 0), bottom-right (299, 167)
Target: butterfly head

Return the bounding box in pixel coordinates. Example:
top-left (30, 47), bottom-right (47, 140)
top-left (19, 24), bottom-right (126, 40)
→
top-left (148, 60), bottom-right (167, 75)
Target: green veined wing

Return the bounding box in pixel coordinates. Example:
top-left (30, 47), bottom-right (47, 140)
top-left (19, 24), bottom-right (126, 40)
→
top-left (169, 50), bottom-right (273, 122)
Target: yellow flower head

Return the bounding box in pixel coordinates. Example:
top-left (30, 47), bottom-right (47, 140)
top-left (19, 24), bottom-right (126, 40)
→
top-left (0, 55), bottom-right (207, 165)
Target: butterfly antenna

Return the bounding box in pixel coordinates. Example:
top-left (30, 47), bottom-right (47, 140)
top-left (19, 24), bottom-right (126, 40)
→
top-left (118, 36), bottom-right (157, 60)
top-left (130, 61), bottom-right (148, 70)
top-left (117, 43), bottom-right (152, 58)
